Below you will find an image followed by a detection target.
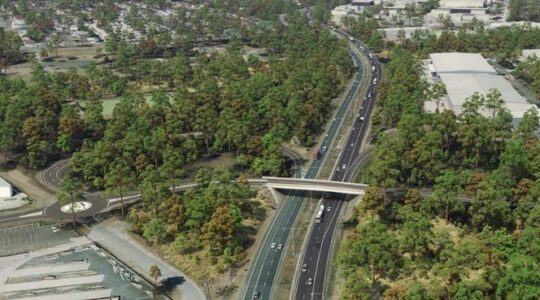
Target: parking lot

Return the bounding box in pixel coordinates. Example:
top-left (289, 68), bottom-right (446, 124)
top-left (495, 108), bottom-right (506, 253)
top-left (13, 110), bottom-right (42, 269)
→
top-left (0, 223), bottom-right (78, 257)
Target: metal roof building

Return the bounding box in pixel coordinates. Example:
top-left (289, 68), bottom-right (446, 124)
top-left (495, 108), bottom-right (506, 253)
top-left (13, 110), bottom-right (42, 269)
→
top-left (0, 176), bottom-right (13, 198)
top-left (429, 53), bottom-right (497, 75)
top-left (425, 52), bottom-right (537, 123)
top-left (439, 0), bottom-right (485, 8)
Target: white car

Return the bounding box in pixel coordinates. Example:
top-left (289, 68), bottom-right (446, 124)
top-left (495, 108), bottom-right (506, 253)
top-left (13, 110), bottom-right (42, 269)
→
top-left (307, 278), bottom-right (313, 285)
top-left (270, 242), bottom-right (276, 249)
top-left (342, 164), bottom-right (347, 169)
top-left (327, 206), bottom-right (331, 212)
top-left (277, 243), bottom-right (282, 250)
top-left (302, 264), bottom-right (308, 272)
top-left (360, 116), bottom-right (365, 121)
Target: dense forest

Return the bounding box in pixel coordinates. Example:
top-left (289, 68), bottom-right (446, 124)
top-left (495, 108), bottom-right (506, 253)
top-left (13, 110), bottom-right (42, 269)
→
top-left (129, 168), bottom-right (255, 274)
top-left (339, 38), bottom-right (540, 299)
top-left (1, 15), bottom-right (352, 272)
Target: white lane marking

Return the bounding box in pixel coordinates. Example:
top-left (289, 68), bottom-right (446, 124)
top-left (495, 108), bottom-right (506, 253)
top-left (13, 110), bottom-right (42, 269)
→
top-left (18, 210), bottom-right (44, 218)
top-left (310, 199), bottom-right (344, 299)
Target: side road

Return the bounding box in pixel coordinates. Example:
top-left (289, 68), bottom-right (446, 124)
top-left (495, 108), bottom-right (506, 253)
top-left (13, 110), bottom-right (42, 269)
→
top-left (86, 218), bottom-right (206, 300)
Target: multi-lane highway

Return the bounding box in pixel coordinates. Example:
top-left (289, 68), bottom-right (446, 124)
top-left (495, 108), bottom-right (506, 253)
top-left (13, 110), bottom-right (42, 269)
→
top-left (241, 32), bottom-right (367, 300)
top-left (294, 29), bottom-right (381, 300)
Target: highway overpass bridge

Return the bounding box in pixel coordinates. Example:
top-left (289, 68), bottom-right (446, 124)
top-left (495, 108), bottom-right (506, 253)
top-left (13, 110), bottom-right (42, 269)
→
top-left (262, 176), bottom-right (367, 195)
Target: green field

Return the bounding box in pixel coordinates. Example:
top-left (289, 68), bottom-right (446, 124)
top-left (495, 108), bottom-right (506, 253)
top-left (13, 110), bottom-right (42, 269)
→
top-left (79, 93), bottom-right (171, 118)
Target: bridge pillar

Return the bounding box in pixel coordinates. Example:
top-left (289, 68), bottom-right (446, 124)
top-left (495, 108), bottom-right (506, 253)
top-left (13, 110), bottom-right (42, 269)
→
top-left (268, 187), bottom-right (283, 206)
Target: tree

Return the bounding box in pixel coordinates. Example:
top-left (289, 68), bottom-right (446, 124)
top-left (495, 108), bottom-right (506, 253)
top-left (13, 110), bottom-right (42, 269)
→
top-left (399, 208), bottom-right (433, 260)
top-left (496, 254), bottom-right (540, 300)
top-left (424, 170), bottom-right (464, 222)
top-left (160, 147), bottom-right (185, 194)
top-left (438, 14), bottom-right (454, 30)
top-left (56, 174), bottom-right (84, 226)
top-left (469, 169), bottom-right (513, 229)
top-left (515, 107), bottom-right (539, 141)
top-left (404, 189), bottom-right (423, 210)
top-left (428, 81), bottom-right (447, 112)
top-left (340, 219), bottom-right (401, 288)
top-left (83, 99), bottom-right (105, 138)
top-left (359, 186), bottom-right (386, 218)
top-left (104, 157), bottom-right (136, 216)
top-left (149, 264), bottom-right (162, 284)
top-left (500, 137), bottom-right (530, 182)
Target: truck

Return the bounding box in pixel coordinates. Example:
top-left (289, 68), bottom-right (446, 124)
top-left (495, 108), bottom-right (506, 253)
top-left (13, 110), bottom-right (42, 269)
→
top-left (315, 204), bottom-right (325, 223)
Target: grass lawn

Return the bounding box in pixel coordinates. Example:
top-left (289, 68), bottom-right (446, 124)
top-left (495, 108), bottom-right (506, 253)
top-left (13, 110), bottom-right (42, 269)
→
top-left (79, 93), bottom-right (172, 118)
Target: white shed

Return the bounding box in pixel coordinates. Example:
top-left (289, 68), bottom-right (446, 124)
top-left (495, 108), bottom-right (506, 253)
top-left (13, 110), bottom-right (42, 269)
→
top-left (0, 177), bottom-right (13, 198)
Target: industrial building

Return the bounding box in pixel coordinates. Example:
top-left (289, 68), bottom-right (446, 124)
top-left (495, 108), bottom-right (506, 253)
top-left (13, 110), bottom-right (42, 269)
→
top-left (330, 0), bottom-right (375, 25)
top-left (0, 176), bottom-right (13, 198)
top-left (425, 52), bottom-right (537, 124)
top-left (426, 0), bottom-right (490, 26)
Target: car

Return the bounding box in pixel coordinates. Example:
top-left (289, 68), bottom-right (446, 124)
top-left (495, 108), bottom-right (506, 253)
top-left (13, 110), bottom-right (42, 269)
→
top-left (352, 127), bottom-right (355, 131)
top-left (333, 117), bottom-right (336, 121)
top-left (350, 143), bottom-right (354, 147)
top-left (52, 225), bottom-right (61, 233)
top-left (360, 116), bottom-right (365, 121)
top-left (307, 278), bottom-right (313, 285)
top-left (277, 243), bottom-right (282, 250)
top-left (302, 264), bottom-right (308, 272)
top-left (321, 146), bottom-right (327, 153)
top-left (270, 242), bottom-right (276, 249)
top-left (327, 206), bottom-right (331, 212)
top-left (323, 192), bottom-right (330, 199)
top-left (342, 164), bottom-right (347, 169)
top-left (360, 106), bottom-right (364, 110)
top-left (253, 292), bottom-right (261, 299)
top-left (336, 167), bottom-right (341, 171)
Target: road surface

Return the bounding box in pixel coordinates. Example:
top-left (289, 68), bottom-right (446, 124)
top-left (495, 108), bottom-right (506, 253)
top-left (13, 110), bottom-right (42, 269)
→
top-left (294, 29), bottom-right (380, 300)
top-left (240, 35), bottom-right (366, 300)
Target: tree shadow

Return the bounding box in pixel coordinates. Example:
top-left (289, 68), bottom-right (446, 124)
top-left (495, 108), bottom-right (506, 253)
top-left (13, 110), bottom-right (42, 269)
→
top-left (157, 276), bottom-right (185, 294)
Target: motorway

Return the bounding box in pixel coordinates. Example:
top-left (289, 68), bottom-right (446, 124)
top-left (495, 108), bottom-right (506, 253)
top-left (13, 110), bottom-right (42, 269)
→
top-left (240, 35), bottom-right (366, 300)
top-left (294, 29), bottom-right (381, 300)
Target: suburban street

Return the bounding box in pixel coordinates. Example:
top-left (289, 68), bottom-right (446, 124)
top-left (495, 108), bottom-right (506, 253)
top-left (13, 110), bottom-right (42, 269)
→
top-left (294, 30), bottom-right (381, 300)
top-left (241, 33), bottom-right (366, 300)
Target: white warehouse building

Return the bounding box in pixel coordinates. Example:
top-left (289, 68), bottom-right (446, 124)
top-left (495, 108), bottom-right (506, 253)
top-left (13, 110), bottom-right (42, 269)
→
top-left (0, 177), bottom-right (13, 198)
top-left (426, 52), bottom-right (537, 124)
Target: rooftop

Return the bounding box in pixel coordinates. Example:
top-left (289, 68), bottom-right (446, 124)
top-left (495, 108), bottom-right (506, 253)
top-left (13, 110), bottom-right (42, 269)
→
top-left (439, 73), bottom-right (535, 118)
top-left (521, 49), bottom-right (540, 61)
top-left (439, 0), bottom-right (485, 8)
top-left (0, 176), bottom-right (10, 188)
top-left (430, 52), bottom-right (497, 75)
